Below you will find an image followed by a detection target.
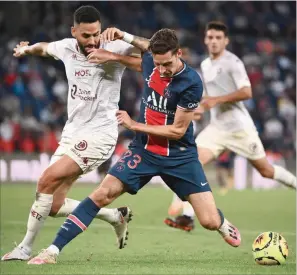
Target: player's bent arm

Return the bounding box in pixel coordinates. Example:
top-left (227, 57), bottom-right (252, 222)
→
top-left (216, 86), bottom-right (252, 104)
top-left (113, 53), bottom-right (142, 72)
top-left (130, 36), bottom-right (150, 53)
top-left (131, 108), bottom-right (194, 140)
top-left (22, 42), bottom-right (50, 57)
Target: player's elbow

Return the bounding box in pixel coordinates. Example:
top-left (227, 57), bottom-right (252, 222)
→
top-left (171, 127), bottom-right (186, 140)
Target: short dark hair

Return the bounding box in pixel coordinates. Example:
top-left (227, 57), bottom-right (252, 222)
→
top-left (149, 28), bottom-right (180, 55)
top-left (74, 5), bottom-right (101, 24)
top-left (205, 21), bottom-right (228, 36)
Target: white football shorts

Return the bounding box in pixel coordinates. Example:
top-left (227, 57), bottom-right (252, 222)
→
top-left (49, 134), bottom-right (116, 174)
top-left (195, 124), bottom-right (266, 160)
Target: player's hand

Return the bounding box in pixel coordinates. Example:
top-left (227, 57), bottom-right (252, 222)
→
top-left (100, 27), bottom-right (124, 43)
top-left (116, 110), bottom-right (135, 130)
top-left (13, 41), bottom-right (30, 57)
top-left (200, 96), bottom-right (221, 110)
top-left (87, 49), bottom-right (115, 64)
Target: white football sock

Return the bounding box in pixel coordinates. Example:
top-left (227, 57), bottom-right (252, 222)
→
top-left (18, 193), bottom-right (53, 253)
top-left (273, 165), bottom-right (296, 189)
top-left (55, 198), bottom-right (119, 224)
top-left (47, 244), bottom-right (60, 255)
top-left (182, 202), bottom-right (195, 218)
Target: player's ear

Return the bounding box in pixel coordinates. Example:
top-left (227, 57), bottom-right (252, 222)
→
top-left (176, 48), bottom-right (182, 58)
top-left (225, 37), bottom-right (229, 47)
top-left (71, 26), bottom-right (76, 38)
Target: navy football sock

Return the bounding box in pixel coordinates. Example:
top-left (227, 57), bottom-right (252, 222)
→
top-left (217, 208), bottom-right (225, 226)
top-left (52, 197), bottom-right (100, 251)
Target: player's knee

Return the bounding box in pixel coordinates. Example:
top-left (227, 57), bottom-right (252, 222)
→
top-left (90, 187), bottom-right (114, 207)
top-left (199, 217), bottom-right (220, 230)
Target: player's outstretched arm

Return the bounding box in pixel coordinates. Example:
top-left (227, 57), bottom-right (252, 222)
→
top-left (100, 27), bottom-right (150, 53)
top-left (201, 87), bottom-right (252, 110)
top-left (13, 41), bottom-right (50, 58)
top-left (87, 48), bottom-right (142, 72)
top-left (116, 108), bottom-right (194, 140)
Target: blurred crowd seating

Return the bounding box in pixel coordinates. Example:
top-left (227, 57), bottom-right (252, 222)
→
top-left (0, 1), bottom-right (295, 160)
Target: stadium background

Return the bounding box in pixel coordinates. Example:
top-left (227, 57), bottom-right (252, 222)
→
top-left (0, 2), bottom-right (295, 275)
top-left (0, 1), bottom-right (295, 186)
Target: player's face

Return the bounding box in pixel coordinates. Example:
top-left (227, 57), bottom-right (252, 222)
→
top-left (71, 21), bottom-right (101, 56)
top-left (204, 29), bottom-right (229, 56)
top-left (153, 49), bottom-right (182, 78)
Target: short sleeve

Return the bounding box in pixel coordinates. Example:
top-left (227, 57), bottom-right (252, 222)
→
top-left (177, 80), bottom-right (203, 111)
top-left (47, 39), bottom-right (69, 61)
top-left (230, 58), bottom-right (251, 89)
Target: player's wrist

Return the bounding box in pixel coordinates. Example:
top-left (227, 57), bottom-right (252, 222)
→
top-left (122, 32), bottom-right (134, 44)
top-left (130, 120), bottom-right (138, 131)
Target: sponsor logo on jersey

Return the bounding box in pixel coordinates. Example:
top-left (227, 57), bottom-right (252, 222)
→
top-left (70, 84), bottom-right (97, 101)
top-left (142, 91), bottom-right (175, 115)
top-left (74, 69), bottom-right (92, 77)
top-left (187, 102), bottom-right (198, 109)
top-left (74, 140), bottom-right (88, 151)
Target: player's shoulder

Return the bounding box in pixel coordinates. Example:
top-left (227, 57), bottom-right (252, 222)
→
top-left (54, 38), bottom-right (76, 48)
top-left (224, 50), bottom-right (243, 64)
top-left (183, 64), bottom-right (202, 85)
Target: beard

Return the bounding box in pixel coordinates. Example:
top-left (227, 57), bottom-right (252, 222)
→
top-left (77, 41), bottom-right (99, 56)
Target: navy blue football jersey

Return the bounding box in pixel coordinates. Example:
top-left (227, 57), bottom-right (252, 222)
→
top-left (131, 51), bottom-right (203, 159)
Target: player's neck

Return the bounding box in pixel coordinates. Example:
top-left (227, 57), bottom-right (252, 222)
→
top-left (210, 50), bottom-right (225, 60)
top-left (176, 59), bottom-right (185, 74)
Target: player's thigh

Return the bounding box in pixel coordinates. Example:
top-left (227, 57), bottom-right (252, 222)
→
top-left (160, 158), bottom-right (211, 202)
top-left (66, 134), bottom-right (117, 175)
top-left (225, 129), bottom-right (266, 160)
top-left (108, 147), bottom-right (158, 196)
top-left (195, 125), bottom-right (225, 162)
top-left (197, 146), bottom-right (216, 166)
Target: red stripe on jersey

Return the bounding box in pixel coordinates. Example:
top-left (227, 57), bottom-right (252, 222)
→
top-left (145, 107), bottom-right (169, 156)
top-left (147, 68), bottom-right (172, 96)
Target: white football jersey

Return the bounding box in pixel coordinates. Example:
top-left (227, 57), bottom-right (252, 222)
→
top-left (47, 38), bottom-right (134, 142)
top-left (201, 50), bottom-right (255, 131)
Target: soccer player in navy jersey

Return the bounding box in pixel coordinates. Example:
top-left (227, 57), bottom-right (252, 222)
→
top-left (28, 28), bottom-right (241, 265)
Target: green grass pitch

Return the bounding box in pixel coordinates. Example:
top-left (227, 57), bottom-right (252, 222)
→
top-left (0, 183), bottom-right (295, 274)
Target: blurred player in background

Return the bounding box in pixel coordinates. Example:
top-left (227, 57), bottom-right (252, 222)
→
top-left (27, 27), bottom-right (241, 265)
top-left (215, 151), bottom-right (235, 196)
top-left (164, 21), bottom-right (296, 232)
top-left (2, 5), bottom-right (142, 261)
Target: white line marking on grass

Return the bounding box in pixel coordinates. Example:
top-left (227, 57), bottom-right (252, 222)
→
top-left (3, 220), bottom-right (296, 236)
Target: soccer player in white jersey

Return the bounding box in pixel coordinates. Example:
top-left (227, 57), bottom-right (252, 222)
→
top-left (164, 21), bottom-right (296, 232)
top-left (2, 6), bottom-right (141, 261)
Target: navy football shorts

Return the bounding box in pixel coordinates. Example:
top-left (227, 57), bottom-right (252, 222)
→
top-left (108, 146), bottom-right (211, 201)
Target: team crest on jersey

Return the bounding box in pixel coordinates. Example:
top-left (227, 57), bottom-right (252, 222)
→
top-left (164, 88), bottom-right (171, 98)
top-left (249, 142), bottom-right (258, 153)
top-left (74, 140), bottom-right (88, 151)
